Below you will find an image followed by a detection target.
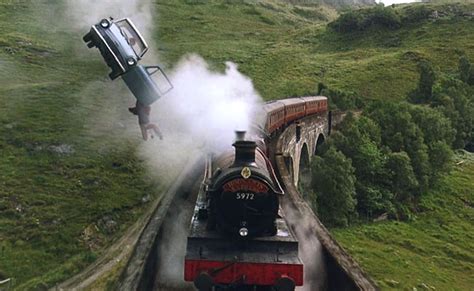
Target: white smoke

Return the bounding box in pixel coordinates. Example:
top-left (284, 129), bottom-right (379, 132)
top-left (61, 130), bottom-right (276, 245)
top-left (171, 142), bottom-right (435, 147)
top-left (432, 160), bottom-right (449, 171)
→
top-left (138, 54), bottom-right (264, 191)
top-left (156, 54), bottom-right (263, 152)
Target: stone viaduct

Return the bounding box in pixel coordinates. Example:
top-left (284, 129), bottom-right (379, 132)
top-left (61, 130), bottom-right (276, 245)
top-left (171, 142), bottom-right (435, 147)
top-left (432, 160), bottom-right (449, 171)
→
top-left (272, 110), bottom-right (378, 290)
top-left (273, 109), bottom-right (351, 188)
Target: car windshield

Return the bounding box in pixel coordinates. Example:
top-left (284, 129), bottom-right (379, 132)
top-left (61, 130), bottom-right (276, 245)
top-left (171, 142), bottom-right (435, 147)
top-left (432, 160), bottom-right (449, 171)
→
top-left (116, 19), bottom-right (147, 58)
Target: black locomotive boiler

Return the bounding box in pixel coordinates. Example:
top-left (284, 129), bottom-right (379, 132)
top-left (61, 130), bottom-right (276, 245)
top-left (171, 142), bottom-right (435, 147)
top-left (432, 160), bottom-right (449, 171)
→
top-left (185, 132), bottom-right (303, 291)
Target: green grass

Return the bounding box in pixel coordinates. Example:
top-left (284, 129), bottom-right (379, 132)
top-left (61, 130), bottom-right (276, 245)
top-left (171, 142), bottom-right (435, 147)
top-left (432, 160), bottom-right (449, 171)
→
top-left (1, 0), bottom-right (473, 288)
top-left (156, 0), bottom-right (474, 100)
top-left (332, 151), bottom-right (474, 290)
top-left (0, 2), bottom-right (165, 288)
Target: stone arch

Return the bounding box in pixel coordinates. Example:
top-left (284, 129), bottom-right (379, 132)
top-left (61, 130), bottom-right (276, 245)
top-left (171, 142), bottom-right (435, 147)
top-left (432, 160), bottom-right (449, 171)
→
top-left (284, 156), bottom-right (294, 184)
top-left (314, 134), bottom-right (326, 156)
top-left (299, 143), bottom-right (311, 196)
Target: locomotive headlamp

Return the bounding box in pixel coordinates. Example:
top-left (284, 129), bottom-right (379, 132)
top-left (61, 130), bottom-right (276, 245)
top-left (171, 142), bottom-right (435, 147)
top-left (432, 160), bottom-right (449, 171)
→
top-left (239, 227), bottom-right (249, 237)
top-left (127, 58), bottom-right (136, 66)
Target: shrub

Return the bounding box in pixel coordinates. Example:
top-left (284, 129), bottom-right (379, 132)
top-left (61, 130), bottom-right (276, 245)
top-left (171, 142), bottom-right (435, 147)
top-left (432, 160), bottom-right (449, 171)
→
top-left (329, 6), bottom-right (401, 33)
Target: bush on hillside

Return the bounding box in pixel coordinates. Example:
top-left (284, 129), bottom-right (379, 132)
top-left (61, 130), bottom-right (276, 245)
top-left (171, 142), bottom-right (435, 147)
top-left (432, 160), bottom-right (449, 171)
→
top-left (409, 60), bottom-right (436, 104)
top-left (459, 55), bottom-right (474, 85)
top-left (321, 87), bottom-right (365, 110)
top-left (329, 5), bottom-right (401, 33)
top-left (400, 5), bottom-right (433, 24)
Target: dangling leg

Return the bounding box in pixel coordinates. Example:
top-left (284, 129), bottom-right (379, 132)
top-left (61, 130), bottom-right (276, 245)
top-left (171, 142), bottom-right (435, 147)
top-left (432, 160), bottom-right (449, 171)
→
top-left (139, 124), bottom-right (149, 141)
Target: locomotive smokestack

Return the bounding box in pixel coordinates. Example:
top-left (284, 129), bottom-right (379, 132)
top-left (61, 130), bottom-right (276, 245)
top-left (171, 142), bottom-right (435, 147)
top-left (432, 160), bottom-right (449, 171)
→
top-left (235, 130), bottom-right (246, 142)
top-left (233, 140), bottom-right (257, 167)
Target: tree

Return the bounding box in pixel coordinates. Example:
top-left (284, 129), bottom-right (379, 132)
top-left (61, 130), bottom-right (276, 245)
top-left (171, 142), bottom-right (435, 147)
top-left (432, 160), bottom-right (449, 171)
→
top-left (355, 183), bottom-right (393, 218)
top-left (385, 151), bottom-right (418, 203)
top-left (432, 79), bottom-right (474, 149)
top-left (428, 141), bottom-right (453, 180)
top-left (311, 148), bottom-right (357, 227)
top-left (409, 61), bottom-right (436, 103)
top-left (367, 101), bottom-right (430, 191)
top-left (419, 61), bottom-right (436, 100)
top-left (459, 55), bottom-right (471, 84)
top-left (409, 105), bottom-right (454, 146)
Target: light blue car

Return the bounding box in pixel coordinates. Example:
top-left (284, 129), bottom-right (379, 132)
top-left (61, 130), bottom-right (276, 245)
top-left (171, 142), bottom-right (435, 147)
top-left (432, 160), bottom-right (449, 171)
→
top-left (83, 17), bottom-right (172, 106)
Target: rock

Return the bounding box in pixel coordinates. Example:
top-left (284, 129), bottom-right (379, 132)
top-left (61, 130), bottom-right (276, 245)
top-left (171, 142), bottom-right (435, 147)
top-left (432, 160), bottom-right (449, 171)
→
top-left (373, 212), bottom-right (388, 222)
top-left (385, 279), bottom-right (399, 287)
top-left (49, 144), bottom-right (75, 155)
top-left (418, 283), bottom-right (435, 290)
top-left (99, 215), bottom-right (118, 234)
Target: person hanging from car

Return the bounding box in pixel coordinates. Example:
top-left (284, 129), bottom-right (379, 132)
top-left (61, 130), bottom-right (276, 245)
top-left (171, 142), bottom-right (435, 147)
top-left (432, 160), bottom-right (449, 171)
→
top-left (129, 101), bottom-right (163, 141)
top-left (84, 17), bottom-right (172, 141)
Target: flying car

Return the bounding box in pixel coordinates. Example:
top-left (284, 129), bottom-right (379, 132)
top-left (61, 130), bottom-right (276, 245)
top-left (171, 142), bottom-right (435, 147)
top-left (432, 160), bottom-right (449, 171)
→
top-left (83, 17), bottom-right (172, 106)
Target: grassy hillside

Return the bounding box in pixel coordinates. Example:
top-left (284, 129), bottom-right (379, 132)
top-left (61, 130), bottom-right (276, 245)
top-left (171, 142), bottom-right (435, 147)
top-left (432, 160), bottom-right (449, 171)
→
top-left (332, 151), bottom-right (474, 290)
top-left (156, 0), bottom-right (474, 100)
top-left (0, 2), bottom-right (164, 288)
top-left (0, 0), bottom-right (473, 289)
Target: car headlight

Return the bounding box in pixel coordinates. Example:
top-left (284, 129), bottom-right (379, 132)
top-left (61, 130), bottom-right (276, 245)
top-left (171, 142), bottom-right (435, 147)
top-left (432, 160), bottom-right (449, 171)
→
top-left (127, 58), bottom-right (136, 66)
top-left (100, 19), bottom-right (110, 28)
top-left (239, 227), bottom-right (248, 237)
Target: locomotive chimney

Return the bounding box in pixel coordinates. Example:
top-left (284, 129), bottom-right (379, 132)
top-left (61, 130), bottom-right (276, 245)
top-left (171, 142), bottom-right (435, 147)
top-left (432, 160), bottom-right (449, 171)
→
top-left (232, 131), bottom-right (257, 167)
top-left (235, 130), bottom-right (246, 142)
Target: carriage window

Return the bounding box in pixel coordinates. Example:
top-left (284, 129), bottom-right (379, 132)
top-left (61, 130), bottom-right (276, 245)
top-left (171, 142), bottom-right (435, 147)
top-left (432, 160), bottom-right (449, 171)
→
top-left (116, 19), bottom-right (148, 57)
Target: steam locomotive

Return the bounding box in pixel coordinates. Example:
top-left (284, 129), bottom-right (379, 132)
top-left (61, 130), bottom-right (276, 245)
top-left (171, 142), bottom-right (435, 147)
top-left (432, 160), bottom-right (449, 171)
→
top-left (185, 96), bottom-right (328, 291)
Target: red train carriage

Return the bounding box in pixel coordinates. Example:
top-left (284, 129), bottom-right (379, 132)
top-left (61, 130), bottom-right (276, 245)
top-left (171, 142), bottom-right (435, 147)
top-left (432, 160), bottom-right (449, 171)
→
top-left (300, 96), bottom-right (327, 115)
top-left (262, 96), bottom-right (328, 137)
top-left (263, 101), bottom-right (286, 134)
top-left (279, 99), bottom-right (306, 125)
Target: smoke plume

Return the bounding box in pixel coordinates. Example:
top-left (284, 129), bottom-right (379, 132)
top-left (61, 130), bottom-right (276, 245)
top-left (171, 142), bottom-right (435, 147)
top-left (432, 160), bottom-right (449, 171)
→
top-left (154, 54), bottom-right (263, 152)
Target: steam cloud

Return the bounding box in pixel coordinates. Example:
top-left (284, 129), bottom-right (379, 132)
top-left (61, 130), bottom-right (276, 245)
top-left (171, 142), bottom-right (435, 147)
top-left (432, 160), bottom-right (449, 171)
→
top-left (155, 54), bottom-right (263, 152)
